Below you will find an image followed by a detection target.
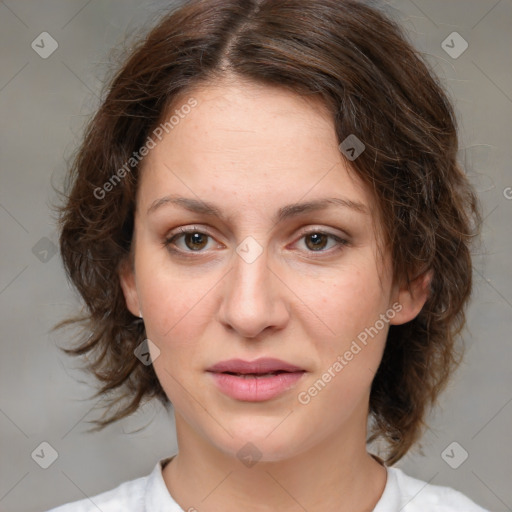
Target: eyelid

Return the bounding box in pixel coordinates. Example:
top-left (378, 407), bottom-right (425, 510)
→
top-left (294, 225), bottom-right (350, 242)
top-left (289, 227), bottom-right (350, 256)
top-left (164, 225), bottom-right (222, 248)
top-left (165, 224), bottom-right (350, 241)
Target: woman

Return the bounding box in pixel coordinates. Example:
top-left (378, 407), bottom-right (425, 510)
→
top-left (49, 0), bottom-right (488, 510)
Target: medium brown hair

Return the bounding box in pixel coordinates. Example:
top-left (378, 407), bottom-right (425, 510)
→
top-left (55, 0), bottom-right (481, 464)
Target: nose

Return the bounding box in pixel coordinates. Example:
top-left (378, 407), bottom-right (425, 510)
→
top-left (217, 242), bottom-right (290, 339)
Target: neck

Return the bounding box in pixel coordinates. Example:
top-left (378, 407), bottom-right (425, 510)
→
top-left (162, 413), bottom-right (387, 512)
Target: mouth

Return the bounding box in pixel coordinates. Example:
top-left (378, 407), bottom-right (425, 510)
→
top-left (206, 357), bottom-right (305, 375)
top-left (206, 358), bottom-right (306, 402)
top-left (219, 370), bottom-right (300, 378)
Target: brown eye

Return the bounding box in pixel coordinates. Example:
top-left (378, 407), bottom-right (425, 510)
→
top-left (304, 233), bottom-right (329, 251)
top-left (297, 231), bottom-right (348, 254)
top-left (164, 229), bottom-right (213, 253)
top-left (182, 232), bottom-right (209, 251)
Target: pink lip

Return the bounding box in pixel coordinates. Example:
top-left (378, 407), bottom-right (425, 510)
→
top-left (207, 357), bottom-right (304, 374)
top-left (206, 358), bottom-right (306, 402)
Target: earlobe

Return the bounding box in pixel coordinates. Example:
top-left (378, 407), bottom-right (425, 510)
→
top-left (118, 258), bottom-right (141, 318)
top-left (389, 270), bottom-right (433, 325)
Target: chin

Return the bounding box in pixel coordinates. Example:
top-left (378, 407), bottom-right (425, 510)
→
top-left (208, 420), bottom-right (311, 464)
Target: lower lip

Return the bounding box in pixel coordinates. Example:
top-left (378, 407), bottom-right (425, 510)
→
top-left (208, 371), bottom-right (306, 402)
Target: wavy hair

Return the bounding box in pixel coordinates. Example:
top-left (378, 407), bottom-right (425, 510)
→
top-left (55, 0), bottom-right (481, 464)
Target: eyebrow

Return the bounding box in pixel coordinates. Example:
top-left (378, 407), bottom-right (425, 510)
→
top-left (146, 194), bottom-right (368, 222)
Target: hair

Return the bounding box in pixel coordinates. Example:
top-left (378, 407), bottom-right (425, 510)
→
top-left (55, 0), bottom-right (481, 465)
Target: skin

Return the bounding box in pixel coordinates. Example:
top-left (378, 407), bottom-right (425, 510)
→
top-left (119, 75), bottom-right (430, 512)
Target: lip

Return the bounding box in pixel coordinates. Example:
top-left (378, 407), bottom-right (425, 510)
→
top-left (207, 357), bottom-right (305, 374)
top-left (206, 358), bottom-right (306, 402)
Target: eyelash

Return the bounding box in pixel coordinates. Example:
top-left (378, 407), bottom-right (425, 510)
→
top-left (163, 226), bottom-right (349, 258)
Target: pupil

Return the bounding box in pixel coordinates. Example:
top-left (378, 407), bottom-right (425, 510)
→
top-left (186, 233), bottom-right (206, 250)
top-left (307, 233), bottom-right (326, 250)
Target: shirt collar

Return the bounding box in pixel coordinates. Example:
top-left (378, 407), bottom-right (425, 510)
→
top-left (144, 456), bottom-right (399, 512)
top-left (144, 456), bottom-right (183, 511)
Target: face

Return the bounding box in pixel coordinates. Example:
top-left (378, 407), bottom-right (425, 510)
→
top-left (120, 77), bottom-right (428, 463)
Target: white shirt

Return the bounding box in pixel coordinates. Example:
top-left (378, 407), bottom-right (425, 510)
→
top-left (47, 456), bottom-right (490, 511)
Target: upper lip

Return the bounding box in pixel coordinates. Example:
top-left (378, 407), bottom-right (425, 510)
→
top-left (206, 358), bottom-right (305, 374)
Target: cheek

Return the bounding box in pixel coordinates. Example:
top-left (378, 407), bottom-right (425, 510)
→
top-left (135, 245), bottom-right (218, 341)
top-left (138, 264), bottom-right (209, 404)
top-left (296, 275), bottom-right (389, 423)
top-left (306, 261), bottom-right (388, 342)
top-left (300, 256), bottom-right (390, 393)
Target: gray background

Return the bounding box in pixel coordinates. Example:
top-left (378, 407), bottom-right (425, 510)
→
top-left (0, 0), bottom-right (511, 511)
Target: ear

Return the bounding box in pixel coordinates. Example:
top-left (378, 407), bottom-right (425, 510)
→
top-left (118, 257), bottom-right (141, 318)
top-left (389, 270), bottom-right (433, 325)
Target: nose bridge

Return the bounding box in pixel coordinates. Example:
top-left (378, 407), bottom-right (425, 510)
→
top-left (219, 236), bottom-right (288, 337)
top-left (233, 239), bottom-right (269, 297)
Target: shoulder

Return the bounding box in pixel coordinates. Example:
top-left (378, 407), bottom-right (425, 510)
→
top-left (389, 467), bottom-right (490, 512)
top-left (45, 472), bottom-right (149, 512)
top-left (46, 456), bottom-right (183, 512)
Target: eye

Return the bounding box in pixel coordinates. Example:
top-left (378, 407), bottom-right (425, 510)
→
top-left (295, 230), bottom-right (348, 254)
top-left (164, 227), bottom-right (349, 256)
top-left (164, 227), bottom-right (216, 252)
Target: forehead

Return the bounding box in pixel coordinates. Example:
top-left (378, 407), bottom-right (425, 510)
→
top-left (137, 77), bottom-right (376, 221)
top-left (162, 78), bottom-right (336, 159)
